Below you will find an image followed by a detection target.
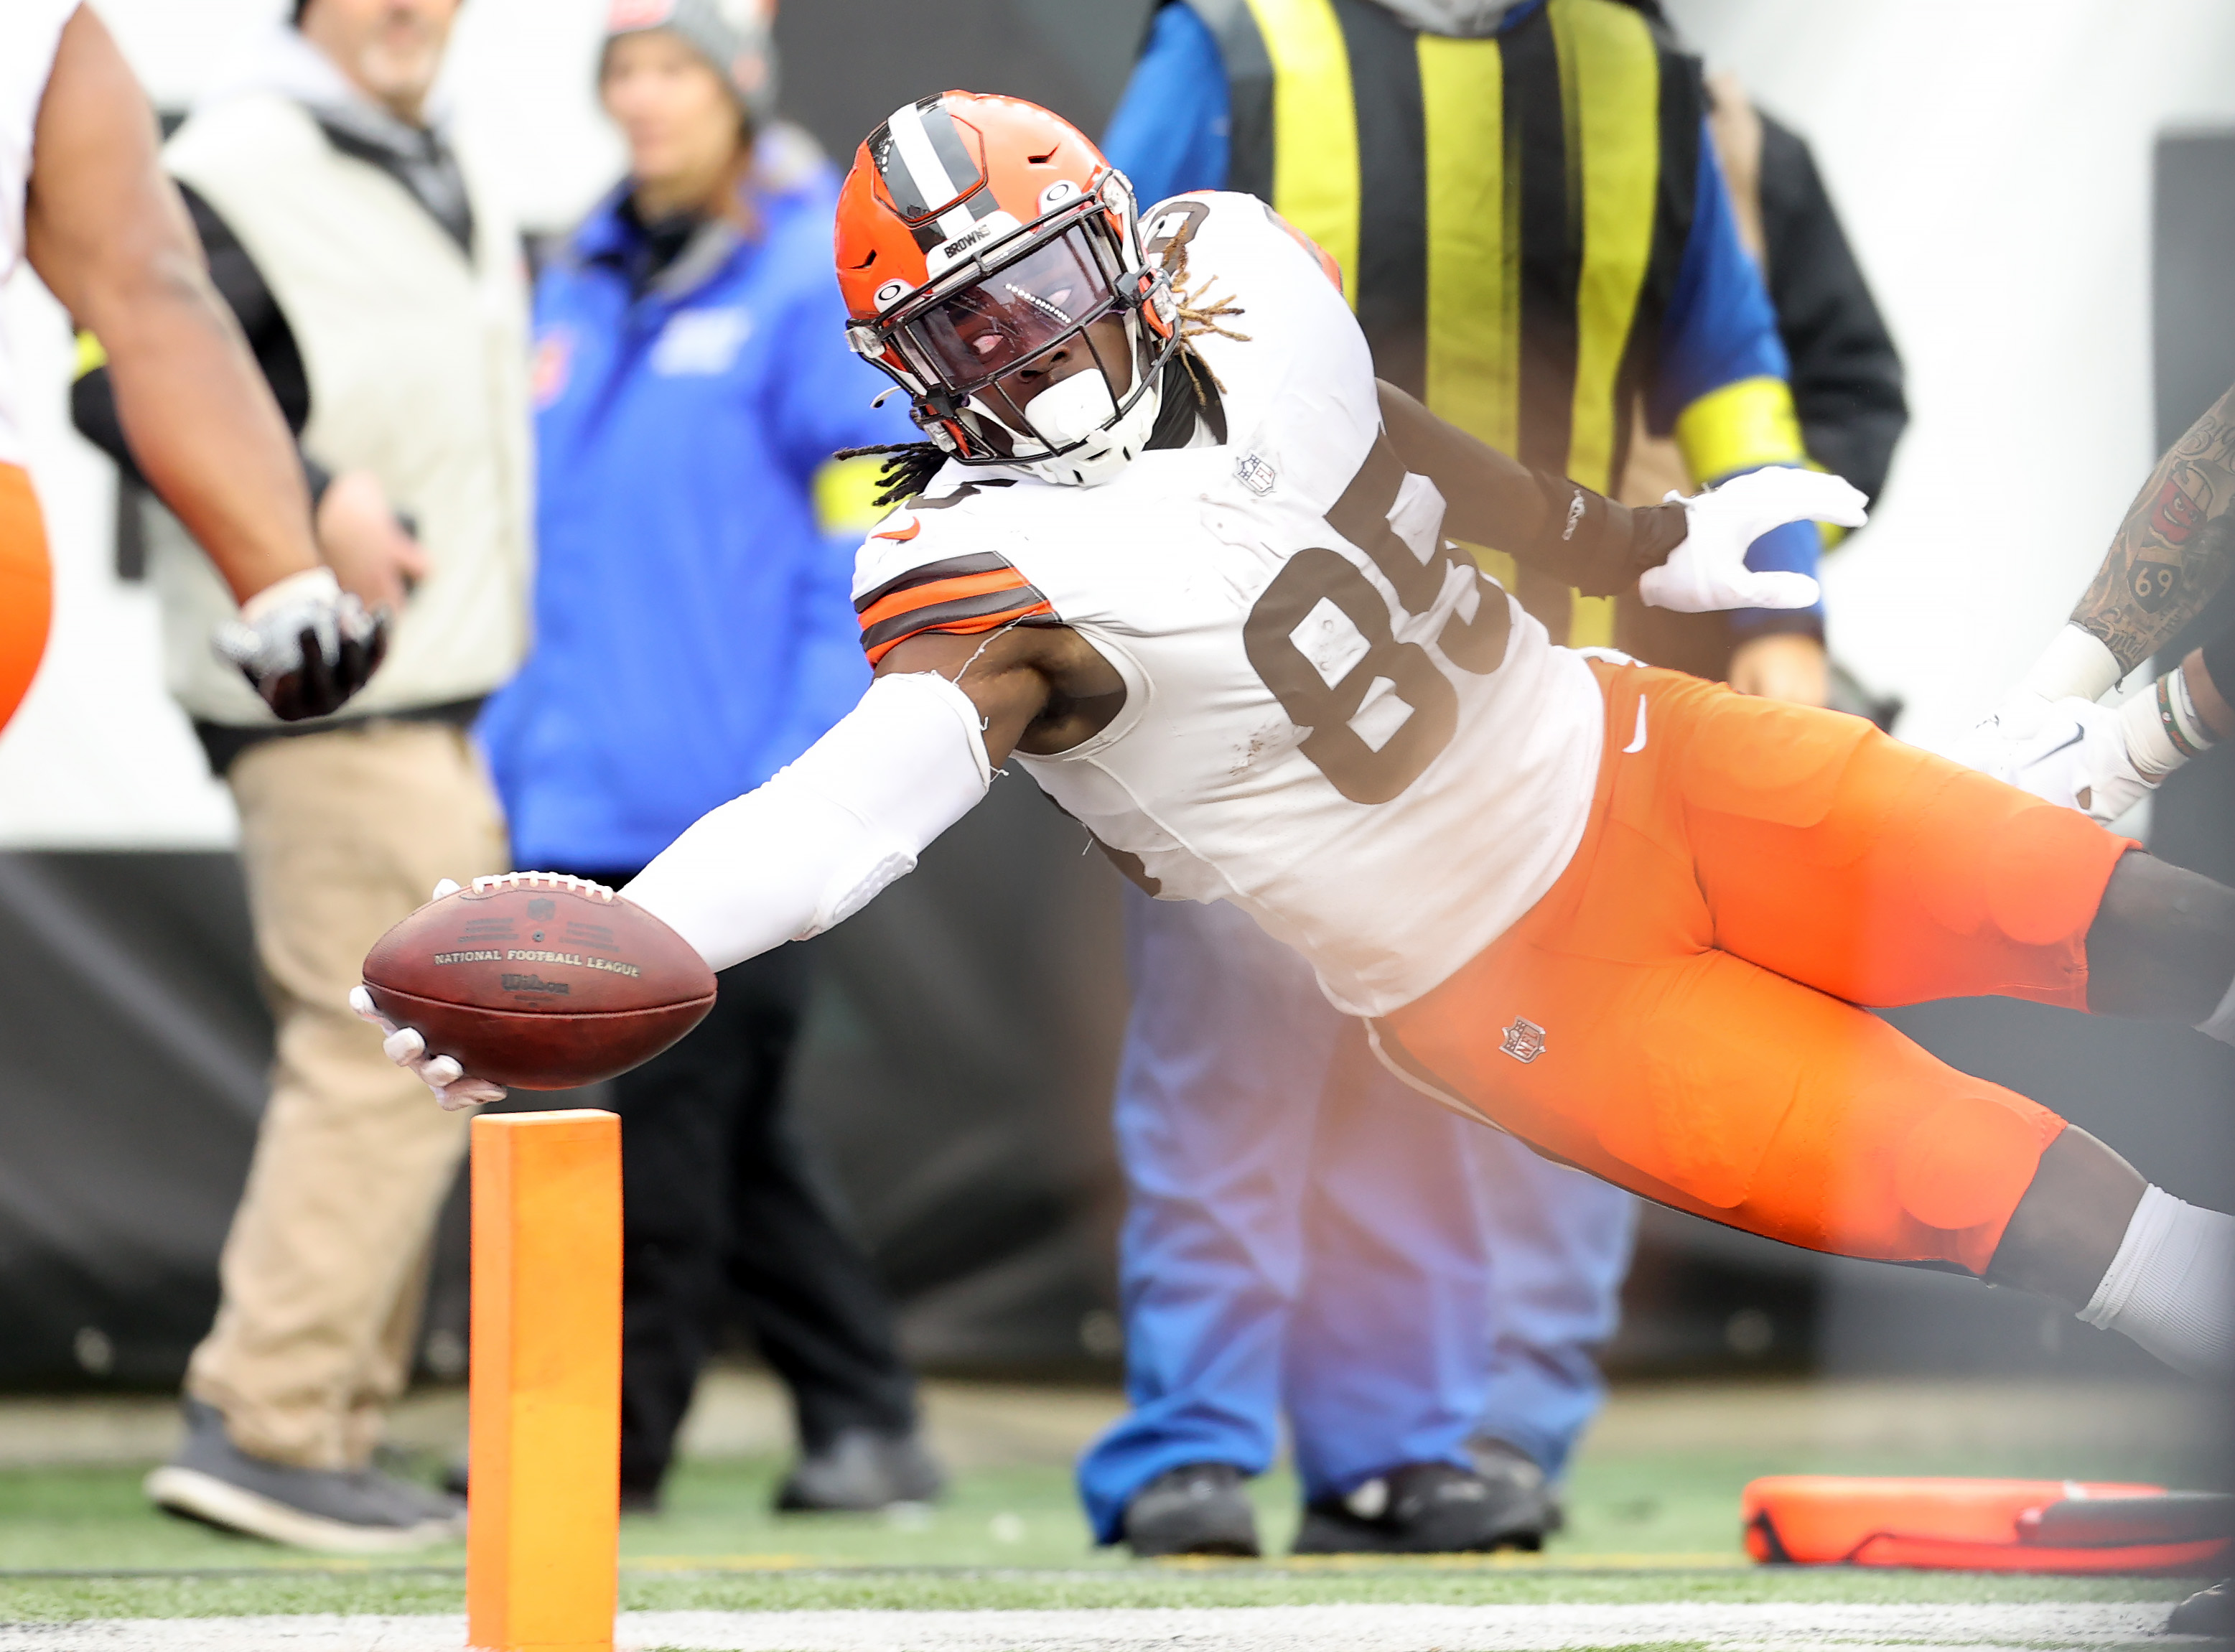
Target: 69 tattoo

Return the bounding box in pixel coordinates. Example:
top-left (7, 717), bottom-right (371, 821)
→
top-left (2073, 383), bottom-right (2235, 673)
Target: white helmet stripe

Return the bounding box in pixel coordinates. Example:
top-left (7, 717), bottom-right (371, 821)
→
top-left (884, 100), bottom-right (982, 240)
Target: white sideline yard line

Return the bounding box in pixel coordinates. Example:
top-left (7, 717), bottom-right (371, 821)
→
top-left (0, 1602), bottom-right (2188, 1651)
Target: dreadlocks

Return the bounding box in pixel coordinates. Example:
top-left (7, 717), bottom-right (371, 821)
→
top-left (831, 439), bottom-right (952, 511)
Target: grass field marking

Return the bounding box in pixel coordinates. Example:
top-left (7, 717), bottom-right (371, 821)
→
top-left (0, 1601), bottom-right (2185, 1651)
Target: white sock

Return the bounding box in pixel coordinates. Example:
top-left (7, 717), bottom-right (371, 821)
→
top-left (2201, 974), bottom-right (2235, 1046)
top-left (2075, 1185), bottom-right (2235, 1378)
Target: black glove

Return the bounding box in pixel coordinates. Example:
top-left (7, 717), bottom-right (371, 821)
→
top-left (214, 568), bottom-right (388, 722)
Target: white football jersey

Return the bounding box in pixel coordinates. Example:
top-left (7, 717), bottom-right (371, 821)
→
top-left (851, 190), bottom-right (1603, 1017)
top-left (0, 0), bottom-right (78, 467)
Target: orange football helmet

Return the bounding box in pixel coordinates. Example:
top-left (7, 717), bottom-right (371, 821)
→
top-left (835, 91), bottom-right (1179, 485)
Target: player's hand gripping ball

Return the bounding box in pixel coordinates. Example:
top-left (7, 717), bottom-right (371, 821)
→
top-left (353, 873), bottom-right (717, 1107)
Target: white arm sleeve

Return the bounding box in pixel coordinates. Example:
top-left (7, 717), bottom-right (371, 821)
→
top-left (622, 671), bottom-right (994, 973)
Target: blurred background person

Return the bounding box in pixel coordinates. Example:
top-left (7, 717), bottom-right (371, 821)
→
top-left (71, 0), bottom-right (530, 1549)
top-left (1617, 70), bottom-right (1908, 697)
top-left (6, 1), bottom-right (380, 739)
top-left (1081, 0), bottom-right (1831, 1557)
top-left (474, 0), bottom-right (941, 1516)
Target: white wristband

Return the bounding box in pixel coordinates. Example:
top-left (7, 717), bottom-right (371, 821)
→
top-left (2118, 687), bottom-right (2185, 781)
top-left (2021, 624), bottom-right (2122, 704)
top-left (239, 565), bottom-right (341, 624)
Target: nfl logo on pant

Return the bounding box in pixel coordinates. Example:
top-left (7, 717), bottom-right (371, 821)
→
top-left (1499, 1017), bottom-right (1546, 1064)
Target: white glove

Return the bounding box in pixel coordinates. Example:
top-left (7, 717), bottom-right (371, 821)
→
top-left (1637, 468), bottom-right (1868, 614)
top-left (1956, 693), bottom-right (2150, 824)
top-left (349, 878), bottom-right (507, 1111)
top-left (1950, 685), bottom-right (2058, 782)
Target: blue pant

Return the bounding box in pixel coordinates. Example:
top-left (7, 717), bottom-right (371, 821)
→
top-left (1076, 889), bottom-right (1636, 1543)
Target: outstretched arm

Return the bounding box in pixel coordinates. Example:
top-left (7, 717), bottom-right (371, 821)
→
top-left (564, 627), bottom-right (1075, 972)
top-left (360, 630), bottom-right (1070, 1106)
top-left (1377, 380), bottom-right (1863, 612)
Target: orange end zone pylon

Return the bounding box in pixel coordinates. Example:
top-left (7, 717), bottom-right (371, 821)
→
top-left (468, 1111), bottom-right (622, 1652)
top-left (1745, 1476), bottom-right (2232, 1574)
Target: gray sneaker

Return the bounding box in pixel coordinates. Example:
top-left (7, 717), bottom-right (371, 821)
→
top-left (145, 1399), bottom-right (464, 1554)
top-left (1122, 1462), bottom-right (1261, 1557)
top-left (775, 1427), bottom-right (946, 1513)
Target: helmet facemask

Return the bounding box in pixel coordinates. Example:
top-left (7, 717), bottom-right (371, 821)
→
top-left (850, 174), bottom-right (1179, 487)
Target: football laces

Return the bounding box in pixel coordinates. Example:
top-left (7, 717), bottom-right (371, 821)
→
top-left (469, 870), bottom-right (617, 901)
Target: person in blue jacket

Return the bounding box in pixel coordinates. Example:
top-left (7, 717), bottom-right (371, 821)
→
top-left (475, 0), bottom-right (938, 1516)
top-left (1083, 0), bottom-right (1828, 1557)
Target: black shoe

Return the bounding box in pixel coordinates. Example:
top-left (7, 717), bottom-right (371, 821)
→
top-left (2170, 1579), bottom-right (2234, 1637)
top-left (1121, 1462), bottom-right (1260, 1557)
top-left (1466, 1434), bottom-right (1561, 1542)
top-left (146, 1399), bottom-right (464, 1554)
top-left (775, 1427), bottom-right (946, 1512)
top-left (1293, 1460), bottom-right (1541, 1554)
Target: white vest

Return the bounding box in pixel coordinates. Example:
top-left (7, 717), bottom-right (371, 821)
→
top-left (149, 91), bottom-right (531, 724)
top-left (0, 0), bottom-right (78, 467)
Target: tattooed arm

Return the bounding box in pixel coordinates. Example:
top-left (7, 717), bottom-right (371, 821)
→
top-left (2071, 383), bottom-right (2235, 675)
top-left (1955, 383), bottom-right (2235, 816)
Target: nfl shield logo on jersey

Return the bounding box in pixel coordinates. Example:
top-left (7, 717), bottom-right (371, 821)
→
top-left (1499, 1016), bottom-right (1547, 1064)
top-left (1233, 452), bottom-right (1277, 495)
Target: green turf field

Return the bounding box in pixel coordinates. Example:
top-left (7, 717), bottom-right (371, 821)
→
top-left (0, 1380), bottom-right (2211, 1625)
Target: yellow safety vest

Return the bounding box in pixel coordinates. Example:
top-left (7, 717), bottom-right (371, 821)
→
top-left (1180, 0), bottom-right (1808, 645)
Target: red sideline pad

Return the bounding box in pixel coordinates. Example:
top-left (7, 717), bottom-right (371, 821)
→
top-left (1743, 1476), bottom-right (2232, 1573)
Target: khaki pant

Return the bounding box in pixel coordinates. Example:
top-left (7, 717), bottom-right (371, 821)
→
top-left (187, 720), bottom-right (508, 1470)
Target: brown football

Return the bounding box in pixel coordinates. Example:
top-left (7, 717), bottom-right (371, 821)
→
top-left (361, 874), bottom-right (716, 1089)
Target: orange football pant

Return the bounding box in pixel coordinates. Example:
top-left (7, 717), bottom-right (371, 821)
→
top-left (1376, 661), bottom-right (2136, 1275)
top-left (0, 463), bottom-right (52, 734)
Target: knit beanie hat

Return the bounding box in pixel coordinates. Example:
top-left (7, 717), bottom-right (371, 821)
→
top-left (603, 0), bottom-right (777, 128)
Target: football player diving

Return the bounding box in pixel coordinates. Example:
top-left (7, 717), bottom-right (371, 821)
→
top-left (363, 93), bottom-right (2235, 1386)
